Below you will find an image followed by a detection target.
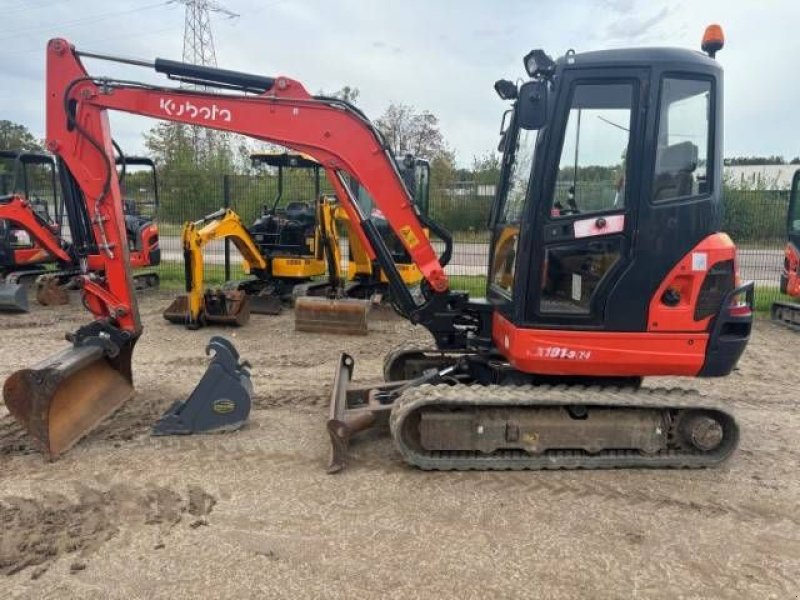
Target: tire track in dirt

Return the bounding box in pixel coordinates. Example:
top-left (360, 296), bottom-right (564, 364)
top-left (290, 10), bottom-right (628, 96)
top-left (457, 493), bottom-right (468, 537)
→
top-left (0, 483), bottom-right (215, 578)
top-left (458, 471), bottom-right (800, 526)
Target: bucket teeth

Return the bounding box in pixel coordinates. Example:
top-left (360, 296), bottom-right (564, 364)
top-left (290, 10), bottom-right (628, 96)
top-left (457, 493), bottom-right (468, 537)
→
top-left (152, 336), bottom-right (252, 435)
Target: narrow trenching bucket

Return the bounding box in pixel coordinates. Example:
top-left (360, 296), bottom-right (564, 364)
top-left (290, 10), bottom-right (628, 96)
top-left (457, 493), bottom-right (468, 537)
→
top-left (294, 296), bottom-right (369, 336)
top-left (152, 336), bottom-right (252, 435)
top-left (3, 341), bottom-right (136, 459)
top-left (0, 282), bottom-right (28, 313)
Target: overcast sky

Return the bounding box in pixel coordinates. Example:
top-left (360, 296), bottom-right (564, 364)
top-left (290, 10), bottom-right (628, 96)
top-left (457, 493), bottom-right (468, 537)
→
top-left (2, 0), bottom-right (798, 166)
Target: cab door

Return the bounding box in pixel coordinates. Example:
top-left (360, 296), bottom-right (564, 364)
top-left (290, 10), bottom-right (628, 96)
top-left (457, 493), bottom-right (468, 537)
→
top-left (789, 169), bottom-right (800, 250)
top-left (524, 69), bottom-right (647, 328)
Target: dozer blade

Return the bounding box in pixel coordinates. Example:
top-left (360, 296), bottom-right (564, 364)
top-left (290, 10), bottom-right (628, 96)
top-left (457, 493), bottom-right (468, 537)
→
top-left (152, 336), bottom-right (252, 435)
top-left (35, 275), bottom-right (69, 306)
top-left (0, 282), bottom-right (28, 313)
top-left (294, 296), bottom-right (369, 336)
top-left (3, 340), bottom-right (136, 459)
top-left (248, 291), bottom-right (282, 315)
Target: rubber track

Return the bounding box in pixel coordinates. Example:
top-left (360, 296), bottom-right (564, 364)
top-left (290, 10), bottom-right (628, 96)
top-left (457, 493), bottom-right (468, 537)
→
top-left (771, 301), bottom-right (800, 331)
top-left (389, 383), bottom-right (739, 471)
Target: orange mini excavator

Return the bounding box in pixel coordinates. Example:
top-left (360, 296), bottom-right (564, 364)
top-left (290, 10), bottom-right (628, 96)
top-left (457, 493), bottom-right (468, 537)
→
top-left (771, 169), bottom-right (800, 328)
top-left (0, 151), bottom-right (74, 311)
top-left (4, 28), bottom-right (752, 468)
top-left (0, 151), bottom-right (160, 312)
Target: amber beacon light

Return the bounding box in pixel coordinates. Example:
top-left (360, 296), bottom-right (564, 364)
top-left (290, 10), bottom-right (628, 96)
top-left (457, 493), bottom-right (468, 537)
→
top-left (702, 24), bottom-right (725, 58)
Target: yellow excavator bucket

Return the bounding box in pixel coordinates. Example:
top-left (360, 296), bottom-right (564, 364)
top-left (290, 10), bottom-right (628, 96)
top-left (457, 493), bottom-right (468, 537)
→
top-left (294, 296), bottom-right (369, 335)
top-left (3, 341), bottom-right (135, 459)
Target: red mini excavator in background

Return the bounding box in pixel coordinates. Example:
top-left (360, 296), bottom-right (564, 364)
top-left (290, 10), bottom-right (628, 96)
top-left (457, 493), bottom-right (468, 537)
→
top-left (3, 27), bottom-right (752, 466)
top-left (771, 169), bottom-right (800, 328)
top-left (0, 152), bottom-right (161, 312)
top-left (0, 151), bottom-right (74, 311)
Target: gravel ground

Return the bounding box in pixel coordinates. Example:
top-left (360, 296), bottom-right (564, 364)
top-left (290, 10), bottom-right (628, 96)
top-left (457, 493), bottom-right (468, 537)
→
top-left (0, 292), bottom-right (798, 599)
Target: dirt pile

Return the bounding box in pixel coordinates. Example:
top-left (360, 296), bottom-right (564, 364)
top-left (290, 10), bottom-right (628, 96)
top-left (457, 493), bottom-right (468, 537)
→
top-left (0, 483), bottom-right (216, 578)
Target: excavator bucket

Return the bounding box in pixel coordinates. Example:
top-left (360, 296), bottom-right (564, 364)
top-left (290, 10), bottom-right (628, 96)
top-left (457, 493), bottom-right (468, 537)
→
top-left (163, 290), bottom-right (250, 327)
top-left (152, 336), bottom-right (252, 435)
top-left (248, 291), bottom-right (282, 315)
top-left (0, 281), bottom-right (28, 312)
top-left (35, 275), bottom-right (69, 306)
top-left (163, 295), bottom-right (192, 324)
top-left (3, 340), bottom-right (136, 459)
top-left (294, 296), bottom-right (369, 335)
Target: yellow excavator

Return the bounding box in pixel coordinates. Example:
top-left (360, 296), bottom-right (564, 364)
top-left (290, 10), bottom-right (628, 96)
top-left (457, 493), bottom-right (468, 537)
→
top-left (293, 155), bottom-right (431, 334)
top-left (163, 208), bottom-right (264, 328)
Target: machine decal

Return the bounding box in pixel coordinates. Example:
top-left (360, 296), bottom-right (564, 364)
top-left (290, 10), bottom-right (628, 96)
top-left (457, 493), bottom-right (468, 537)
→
top-left (691, 252), bottom-right (708, 272)
top-left (398, 225), bottom-right (420, 249)
top-left (532, 346), bottom-right (593, 360)
top-left (159, 98), bottom-right (232, 122)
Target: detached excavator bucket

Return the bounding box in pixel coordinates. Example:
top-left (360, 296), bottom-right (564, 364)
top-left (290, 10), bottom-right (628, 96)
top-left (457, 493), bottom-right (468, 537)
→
top-left (294, 296), bottom-right (369, 336)
top-left (152, 336), bottom-right (252, 435)
top-left (3, 340), bottom-right (136, 459)
top-left (0, 281), bottom-right (28, 313)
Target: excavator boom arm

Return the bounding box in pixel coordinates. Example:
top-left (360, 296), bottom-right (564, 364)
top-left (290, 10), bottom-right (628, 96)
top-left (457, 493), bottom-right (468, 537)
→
top-left (47, 38), bottom-right (447, 339)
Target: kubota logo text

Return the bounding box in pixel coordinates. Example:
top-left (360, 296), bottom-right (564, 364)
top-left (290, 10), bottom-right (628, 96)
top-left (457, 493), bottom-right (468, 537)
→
top-left (159, 98), bottom-right (232, 122)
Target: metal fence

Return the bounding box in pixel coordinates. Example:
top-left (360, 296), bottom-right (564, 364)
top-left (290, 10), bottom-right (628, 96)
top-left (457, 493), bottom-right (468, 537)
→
top-left (150, 170), bottom-right (792, 310)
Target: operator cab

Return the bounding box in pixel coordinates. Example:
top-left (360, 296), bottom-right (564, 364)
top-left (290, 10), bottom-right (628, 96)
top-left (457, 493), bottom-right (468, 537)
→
top-left (0, 151), bottom-right (61, 265)
top-left (788, 170), bottom-right (800, 250)
top-left (488, 37), bottom-right (725, 332)
top-left (249, 151), bottom-right (321, 257)
top-left (116, 156), bottom-right (159, 256)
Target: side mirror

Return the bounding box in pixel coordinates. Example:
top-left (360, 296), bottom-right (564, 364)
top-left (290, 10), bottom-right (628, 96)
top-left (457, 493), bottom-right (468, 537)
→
top-left (517, 80), bottom-right (548, 130)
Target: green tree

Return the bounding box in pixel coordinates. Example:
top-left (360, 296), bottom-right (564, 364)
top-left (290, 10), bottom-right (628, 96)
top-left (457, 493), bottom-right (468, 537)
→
top-left (375, 103), bottom-right (449, 160)
top-left (318, 85), bottom-right (360, 105)
top-left (0, 120), bottom-right (43, 152)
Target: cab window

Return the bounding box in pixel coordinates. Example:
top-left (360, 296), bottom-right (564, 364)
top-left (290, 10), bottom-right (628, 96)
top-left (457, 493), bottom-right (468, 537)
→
top-left (653, 78), bottom-right (712, 202)
top-left (551, 83), bottom-right (634, 217)
top-left (489, 126), bottom-right (537, 297)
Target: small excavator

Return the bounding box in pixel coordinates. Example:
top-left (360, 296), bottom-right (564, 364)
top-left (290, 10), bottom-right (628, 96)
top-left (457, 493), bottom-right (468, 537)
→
top-left (0, 151), bottom-right (160, 312)
top-left (165, 150), bottom-right (428, 332)
top-left (3, 28), bottom-right (752, 468)
top-left (162, 207), bottom-right (265, 328)
top-left (292, 155), bottom-right (431, 334)
top-left (0, 150), bottom-right (71, 311)
top-left (771, 168), bottom-right (800, 328)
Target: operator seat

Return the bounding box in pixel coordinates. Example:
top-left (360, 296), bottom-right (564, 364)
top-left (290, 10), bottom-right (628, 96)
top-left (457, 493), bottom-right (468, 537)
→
top-left (653, 141), bottom-right (699, 201)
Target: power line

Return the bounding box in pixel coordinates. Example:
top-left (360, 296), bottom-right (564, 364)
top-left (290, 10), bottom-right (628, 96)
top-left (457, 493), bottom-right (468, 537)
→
top-left (0, 2), bottom-right (175, 42)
